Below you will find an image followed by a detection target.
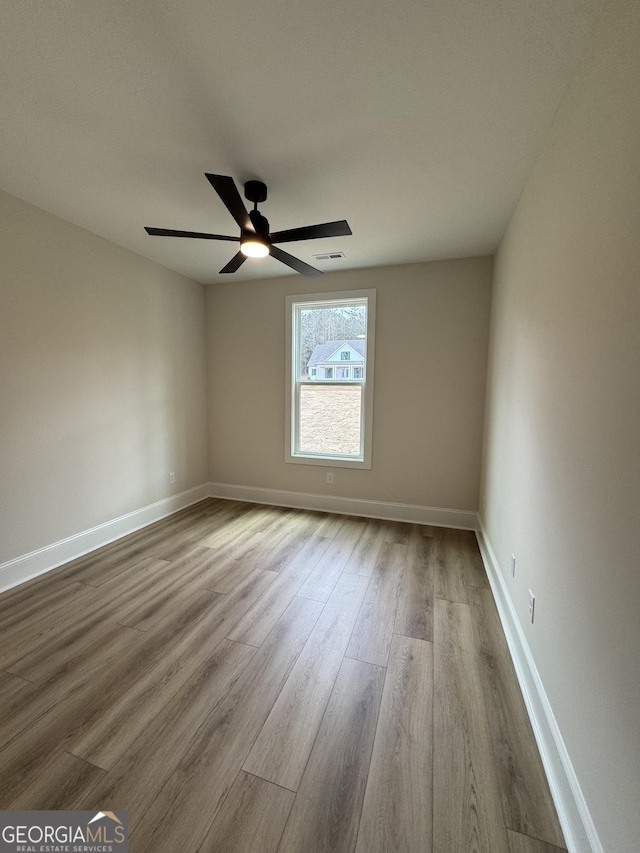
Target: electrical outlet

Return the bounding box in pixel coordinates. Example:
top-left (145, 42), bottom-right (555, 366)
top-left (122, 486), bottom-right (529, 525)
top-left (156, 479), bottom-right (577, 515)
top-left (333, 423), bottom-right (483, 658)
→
top-left (510, 554), bottom-right (516, 577)
top-left (169, 472), bottom-right (176, 485)
top-left (326, 472), bottom-right (334, 484)
top-left (528, 590), bottom-right (535, 623)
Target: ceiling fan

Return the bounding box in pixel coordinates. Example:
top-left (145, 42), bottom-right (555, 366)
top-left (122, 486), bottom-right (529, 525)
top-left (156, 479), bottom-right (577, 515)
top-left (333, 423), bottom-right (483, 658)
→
top-left (145, 174), bottom-right (352, 278)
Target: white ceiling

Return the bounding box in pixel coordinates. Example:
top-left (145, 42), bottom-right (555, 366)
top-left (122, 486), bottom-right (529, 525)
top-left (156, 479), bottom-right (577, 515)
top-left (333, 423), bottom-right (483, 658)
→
top-left (0, 0), bottom-right (604, 284)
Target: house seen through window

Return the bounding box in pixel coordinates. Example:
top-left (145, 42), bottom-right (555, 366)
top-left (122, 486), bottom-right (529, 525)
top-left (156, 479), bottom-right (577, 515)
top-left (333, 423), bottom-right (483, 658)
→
top-left (285, 290), bottom-right (376, 468)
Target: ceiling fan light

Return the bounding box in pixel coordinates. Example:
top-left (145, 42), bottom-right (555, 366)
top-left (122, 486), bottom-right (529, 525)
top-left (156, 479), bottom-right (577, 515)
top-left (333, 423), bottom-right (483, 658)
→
top-left (240, 238), bottom-right (269, 258)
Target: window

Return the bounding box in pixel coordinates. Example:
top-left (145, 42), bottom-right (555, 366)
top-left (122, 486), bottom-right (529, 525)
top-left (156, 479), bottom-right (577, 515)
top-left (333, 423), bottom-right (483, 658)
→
top-left (285, 289), bottom-right (376, 468)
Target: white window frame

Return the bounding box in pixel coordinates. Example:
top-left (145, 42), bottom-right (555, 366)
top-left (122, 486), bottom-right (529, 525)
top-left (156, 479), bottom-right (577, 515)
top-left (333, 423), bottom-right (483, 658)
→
top-left (285, 289), bottom-right (376, 469)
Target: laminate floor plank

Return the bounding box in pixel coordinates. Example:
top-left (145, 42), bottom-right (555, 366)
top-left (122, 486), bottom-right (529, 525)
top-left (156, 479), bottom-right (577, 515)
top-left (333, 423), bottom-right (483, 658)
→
top-left (384, 520), bottom-right (411, 544)
top-left (432, 527), bottom-right (469, 604)
top-left (0, 582), bottom-right (92, 644)
top-left (42, 556), bottom-right (174, 632)
top-left (0, 625), bottom-right (144, 751)
top-left (297, 520), bottom-right (366, 602)
top-left (278, 657), bottom-right (385, 853)
top-left (135, 543), bottom-right (224, 588)
top-left (506, 829), bottom-right (567, 853)
top-left (251, 516), bottom-right (321, 573)
top-left (468, 588), bottom-right (566, 848)
top-left (143, 527), bottom-right (206, 562)
top-left (0, 579), bottom-right (89, 632)
top-left (343, 519), bottom-right (388, 577)
top-left (279, 533), bottom-right (334, 576)
top-left (457, 529), bottom-right (490, 589)
top-left (75, 638), bottom-right (258, 822)
top-left (199, 504), bottom-right (278, 549)
top-left (0, 582), bottom-right (96, 670)
top-left (0, 670), bottom-right (29, 702)
top-left (200, 771), bottom-right (295, 853)
top-left (117, 572), bottom-right (216, 632)
top-left (54, 529), bottom-right (176, 587)
top-left (6, 751), bottom-right (106, 810)
top-left (68, 572), bottom-right (276, 769)
top-left (130, 597), bottom-right (324, 853)
top-left (7, 615), bottom-right (147, 685)
top-left (175, 503), bottom-right (236, 533)
top-left (355, 634), bottom-right (433, 853)
top-left (313, 513), bottom-right (347, 538)
top-left (0, 640), bottom-right (158, 803)
top-left (86, 555), bottom-right (171, 598)
top-left (0, 590), bottom-right (225, 803)
top-left (433, 598), bottom-right (509, 853)
top-left (156, 501), bottom-right (250, 552)
top-left (4, 558), bottom-right (175, 676)
top-left (394, 527), bottom-right (434, 641)
top-left (226, 537), bottom-right (331, 647)
top-left (243, 572), bottom-right (370, 791)
top-left (201, 531), bottom-right (272, 593)
top-left (0, 564), bottom-right (78, 603)
top-left (201, 498), bottom-right (252, 517)
top-left (346, 542), bottom-right (406, 667)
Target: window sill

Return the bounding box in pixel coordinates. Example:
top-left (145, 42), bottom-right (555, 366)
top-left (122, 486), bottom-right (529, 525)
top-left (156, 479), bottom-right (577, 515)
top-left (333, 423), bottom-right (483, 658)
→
top-left (285, 452), bottom-right (371, 470)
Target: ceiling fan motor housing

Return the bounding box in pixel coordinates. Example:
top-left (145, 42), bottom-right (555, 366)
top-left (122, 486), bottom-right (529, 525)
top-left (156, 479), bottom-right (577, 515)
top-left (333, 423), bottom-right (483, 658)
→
top-left (249, 208), bottom-right (270, 236)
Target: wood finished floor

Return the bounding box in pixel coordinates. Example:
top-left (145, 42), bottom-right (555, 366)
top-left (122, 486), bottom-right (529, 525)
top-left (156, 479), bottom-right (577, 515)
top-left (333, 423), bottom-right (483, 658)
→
top-left (0, 499), bottom-right (566, 853)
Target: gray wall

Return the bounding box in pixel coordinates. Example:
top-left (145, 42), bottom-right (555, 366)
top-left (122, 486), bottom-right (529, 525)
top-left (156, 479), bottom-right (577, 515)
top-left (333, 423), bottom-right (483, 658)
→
top-left (0, 189), bottom-right (209, 563)
top-left (480, 1), bottom-right (640, 850)
top-left (206, 259), bottom-right (492, 512)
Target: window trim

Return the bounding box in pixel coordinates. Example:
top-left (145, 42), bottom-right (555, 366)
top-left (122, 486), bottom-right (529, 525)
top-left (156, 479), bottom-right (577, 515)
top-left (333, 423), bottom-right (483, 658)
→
top-left (285, 289), bottom-right (376, 469)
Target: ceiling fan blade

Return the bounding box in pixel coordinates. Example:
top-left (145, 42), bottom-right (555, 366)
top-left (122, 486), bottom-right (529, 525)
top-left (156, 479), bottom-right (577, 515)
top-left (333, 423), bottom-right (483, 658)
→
top-left (269, 220), bottom-right (352, 244)
top-left (145, 227), bottom-right (239, 241)
top-left (205, 174), bottom-right (253, 233)
top-left (270, 245), bottom-right (323, 278)
top-left (219, 252), bottom-right (248, 274)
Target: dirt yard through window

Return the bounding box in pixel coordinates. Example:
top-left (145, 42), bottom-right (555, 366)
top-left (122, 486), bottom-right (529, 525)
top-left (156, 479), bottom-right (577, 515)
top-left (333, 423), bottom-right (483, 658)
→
top-left (299, 384), bottom-right (361, 456)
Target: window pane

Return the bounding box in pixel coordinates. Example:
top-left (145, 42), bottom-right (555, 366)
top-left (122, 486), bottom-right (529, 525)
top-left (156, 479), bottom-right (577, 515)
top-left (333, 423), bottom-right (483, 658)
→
top-left (298, 384), bottom-right (362, 456)
top-left (299, 304), bottom-right (366, 381)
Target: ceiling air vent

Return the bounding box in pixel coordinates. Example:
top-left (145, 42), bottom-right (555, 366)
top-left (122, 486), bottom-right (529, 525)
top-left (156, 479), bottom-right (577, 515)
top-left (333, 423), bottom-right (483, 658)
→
top-left (312, 251), bottom-right (346, 261)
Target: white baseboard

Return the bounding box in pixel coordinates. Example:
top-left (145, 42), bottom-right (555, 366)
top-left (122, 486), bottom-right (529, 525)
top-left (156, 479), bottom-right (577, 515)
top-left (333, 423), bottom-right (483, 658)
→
top-left (476, 522), bottom-right (603, 853)
top-left (208, 481), bottom-right (478, 530)
top-left (1, 482), bottom-right (473, 594)
top-left (0, 484), bottom-right (210, 594)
